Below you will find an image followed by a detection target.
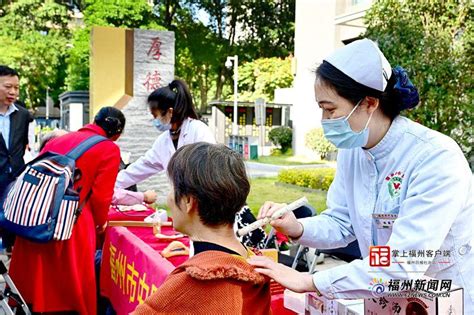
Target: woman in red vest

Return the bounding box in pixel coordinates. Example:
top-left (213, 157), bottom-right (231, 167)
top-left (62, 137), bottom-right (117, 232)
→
top-left (9, 106), bottom-right (125, 315)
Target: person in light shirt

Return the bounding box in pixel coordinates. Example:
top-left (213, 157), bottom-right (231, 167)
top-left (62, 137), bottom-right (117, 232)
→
top-left (248, 39), bottom-right (473, 313)
top-left (115, 79), bottom-right (215, 191)
top-left (111, 188), bottom-right (156, 206)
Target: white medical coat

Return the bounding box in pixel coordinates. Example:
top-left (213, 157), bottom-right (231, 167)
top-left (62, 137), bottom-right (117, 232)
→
top-left (115, 118), bottom-right (216, 188)
top-left (298, 116), bottom-right (473, 312)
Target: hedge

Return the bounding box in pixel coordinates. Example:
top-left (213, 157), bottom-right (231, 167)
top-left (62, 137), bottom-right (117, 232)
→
top-left (278, 168), bottom-right (336, 191)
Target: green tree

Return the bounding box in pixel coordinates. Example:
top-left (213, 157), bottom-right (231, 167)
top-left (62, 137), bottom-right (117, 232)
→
top-left (0, 0), bottom-right (71, 107)
top-left (66, 0), bottom-right (164, 90)
top-left (158, 3), bottom-right (226, 112)
top-left (66, 28), bottom-right (90, 91)
top-left (67, 0), bottom-right (296, 112)
top-left (236, 1), bottom-right (295, 58)
top-left (81, 0), bottom-right (160, 27)
top-left (149, 0), bottom-right (295, 112)
top-left (192, 0), bottom-right (295, 107)
top-left (364, 0), bottom-right (473, 158)
top-left (238, 56), bottom-right (293, 102)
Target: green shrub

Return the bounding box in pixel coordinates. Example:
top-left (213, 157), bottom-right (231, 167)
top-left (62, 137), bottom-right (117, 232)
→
top-left (270, 148), bottom-right (283, 156)
top-left (269, 126), bottom-right (293, 153)
top-left (278, 168), bottom-right (336, 191)
top-left (305, 128), bottom-right (336, 160)
top-left (270, 148), bottom-right (293, 156)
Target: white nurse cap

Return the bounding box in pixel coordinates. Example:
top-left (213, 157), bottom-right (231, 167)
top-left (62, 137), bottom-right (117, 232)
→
top-left (324, 39), bottom-right (392, 92)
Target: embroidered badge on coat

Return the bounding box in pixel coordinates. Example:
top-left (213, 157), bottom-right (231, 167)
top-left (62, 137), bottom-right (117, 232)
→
top-left (385, 171), bottom-right (404, 198)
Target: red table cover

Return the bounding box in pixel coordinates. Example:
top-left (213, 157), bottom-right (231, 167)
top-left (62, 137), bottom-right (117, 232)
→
top-left (100, 207), bottom-right (296, 314)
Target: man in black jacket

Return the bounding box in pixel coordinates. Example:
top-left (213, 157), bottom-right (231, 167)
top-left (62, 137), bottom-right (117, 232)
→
top-left (0, 66), bottom-right (30, 199)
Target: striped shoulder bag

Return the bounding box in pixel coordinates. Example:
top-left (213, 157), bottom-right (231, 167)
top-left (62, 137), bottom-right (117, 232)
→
top-left (0, 135), bottom-right (107, 243)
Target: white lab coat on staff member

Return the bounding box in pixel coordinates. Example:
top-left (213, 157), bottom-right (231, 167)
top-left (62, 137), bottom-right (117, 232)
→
top-left (298, 116), bottom-right (473, 309)
top-left (248, 39), bottom-right (473, 314)
top-left (115, 79), bottom-right (216, 190)
top-left (115, 117), bottom-right (215, 189)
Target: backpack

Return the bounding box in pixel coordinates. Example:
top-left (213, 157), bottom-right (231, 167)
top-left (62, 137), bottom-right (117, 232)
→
top-left (0, 135), bottom-right (107, 243)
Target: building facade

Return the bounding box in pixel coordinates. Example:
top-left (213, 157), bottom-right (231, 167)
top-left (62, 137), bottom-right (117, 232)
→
top-left (290, 0), bottom-right (373, 156)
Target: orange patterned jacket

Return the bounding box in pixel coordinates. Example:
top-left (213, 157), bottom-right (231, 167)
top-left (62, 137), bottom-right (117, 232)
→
top-left (132, 250), bottom-right (272, 314)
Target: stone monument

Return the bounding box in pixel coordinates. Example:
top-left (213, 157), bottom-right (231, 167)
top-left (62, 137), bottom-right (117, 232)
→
top-left (90, 26), bottom-right (175, 200)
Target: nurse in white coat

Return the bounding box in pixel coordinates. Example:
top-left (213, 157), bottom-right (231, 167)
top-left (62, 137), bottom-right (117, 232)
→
top-left (115, 79), bottom-right (215, 189)
top-left (248, 39), bottom-right (473, 312)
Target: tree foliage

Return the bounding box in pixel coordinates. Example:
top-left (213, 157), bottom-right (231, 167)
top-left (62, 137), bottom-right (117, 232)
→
top-left (153, 0), bottom-right (295, 111)
top-left (238, 56), bottom-right (293, 102)
top-left (0, 0), bottom-right (70, 107)
top-left (235, 1), bottom-right (295, 58)
top-left (1, 0), bottom-right (296, 112)
top-left (65, 27), bottom-right (90, 91)
top-left (82, 0), bottom-right (158, 27)
top-left (66, 0), bottom-right (164, 91)
top-left (364, 0), bottom-right (473, 158)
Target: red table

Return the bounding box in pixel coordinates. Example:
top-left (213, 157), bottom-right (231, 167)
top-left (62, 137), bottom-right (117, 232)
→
top-left (100, 207), bottom-right (296, 315)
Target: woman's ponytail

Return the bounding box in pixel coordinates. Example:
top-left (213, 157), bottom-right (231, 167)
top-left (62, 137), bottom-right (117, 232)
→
top-left (168, 79), bottom-right (198, 124)
top-left (148, 79), bottom-right (198, 125)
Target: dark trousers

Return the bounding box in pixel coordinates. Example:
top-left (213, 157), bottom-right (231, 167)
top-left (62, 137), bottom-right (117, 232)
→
top-left (0, 172), bottom-right (13, 200)
top-left (0, 172), bottom-right (16, 249)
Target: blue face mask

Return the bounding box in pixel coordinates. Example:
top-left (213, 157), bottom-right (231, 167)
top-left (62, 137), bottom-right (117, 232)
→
top-left (321, 100), bottom-right (373, 149)
top-left (152, 118), bottom-right (171, 132)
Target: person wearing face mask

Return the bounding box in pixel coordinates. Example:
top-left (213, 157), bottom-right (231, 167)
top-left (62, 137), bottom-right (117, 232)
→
top-left (115, 79), bottom-right (215, 190)
top-left (247, 39), bottom-right (473, 312)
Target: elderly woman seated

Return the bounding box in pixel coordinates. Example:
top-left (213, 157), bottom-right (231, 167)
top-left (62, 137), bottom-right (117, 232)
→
top-left (133, 142), bottom-right (271, 315)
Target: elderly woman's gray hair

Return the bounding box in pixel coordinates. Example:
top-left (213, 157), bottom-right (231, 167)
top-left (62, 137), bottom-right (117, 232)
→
top-left (39, 129), bottom-right (69, 151)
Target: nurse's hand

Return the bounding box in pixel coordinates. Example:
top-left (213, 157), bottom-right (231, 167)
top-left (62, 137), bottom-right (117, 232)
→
top-left (258, 201), bottom-right (304, 239)
top-left (247, 256), bottom-right (316, 293)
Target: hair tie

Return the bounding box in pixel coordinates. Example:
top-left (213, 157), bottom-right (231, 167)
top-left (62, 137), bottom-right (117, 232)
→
top-left (392, 66), bottom-right (419, 110)
top-left (105, 117), bottom-right (122, 133)
top-left (168, 81), bottom-right (176, 92)
top-left (105, 116), bottom-right (119, 125)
